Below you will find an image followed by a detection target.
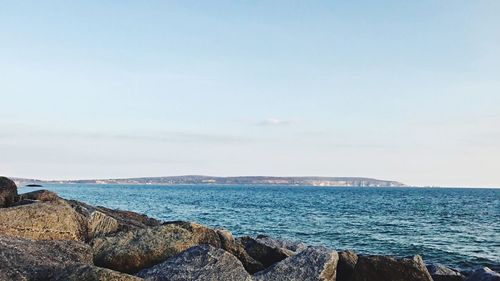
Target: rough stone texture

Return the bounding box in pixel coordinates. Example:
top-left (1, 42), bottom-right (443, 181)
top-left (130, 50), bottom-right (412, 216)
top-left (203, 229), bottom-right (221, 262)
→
top-left (137, 245), bottom-right (252, 281)
top-left (351, 255), bottom-right (433, 281)
top-left (256, 234), bottom-right (307, 254)
top-left (0, 201), bottom-right (86, 241)
top-left (237, 236), bottom-right (291, 269)
top-left (217, 229), bottom-right (264, 273)
top-left (92, 222), bottom-right (222, 274)
top-left (0, 176), bottom-right (17, 208)
top-left (0, 234), bottom-right (93, 281)
top-left (53, 264), bottom-right (143, 281)
top-left (68, 199), bottom-right (161, 240)
top-left (87, 210), bottom-right (121, 240)
top-left (252, 246), bottom-right (339, 281)
top-left (464, 267), bottom-right (500, 281)
top-left (18, 189), bottom-right (60, 202)
top-left (427, 263), bottom-right (465, 281)
top-left (337, 250), bottom-right (358, 281)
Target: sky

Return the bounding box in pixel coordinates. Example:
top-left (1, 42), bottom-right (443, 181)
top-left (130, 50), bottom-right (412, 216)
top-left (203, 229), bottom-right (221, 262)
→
top-left (0, 1), bottom-right (499, 187)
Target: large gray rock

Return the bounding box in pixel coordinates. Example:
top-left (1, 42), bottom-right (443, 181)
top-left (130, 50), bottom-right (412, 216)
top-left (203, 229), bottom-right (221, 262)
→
top-left (351, 255), bottom-right (432, 281)
top-left (0, 200), bottom-right (87, 241)
top-left (252, 246), bottom-right (339, 281)
top-left (255, 234), bottom-right (307, 254)
top-left (53, 264), bottom-right (143, 281)
top-left (464, 267), bottom-right (500, 281)
top-left (92, 221), bottom-right (222, 274)
top-left (68, 200), bottom-right (161, 240)
top-left (0, 176), bottom-right (17, 208)
top-left (217, 229), bottom-right (264, 273)
top-left (337, 250), bottom-right (358, 281)
top-left (426, 263), bottom-right (465, 281)
top-left (237, 236), bottom-right (291, 268)
top-left (0, 234), bottom-right (93, 281)
top-left (137, 245), bottom-right (252, 281)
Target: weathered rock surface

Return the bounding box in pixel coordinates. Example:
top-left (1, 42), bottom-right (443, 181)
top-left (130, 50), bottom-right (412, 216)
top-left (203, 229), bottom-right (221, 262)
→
top-left (0, 234), bottom-right (93, 281)
top-left (0, 176), bottom-right (17, 208)
top-left (427, 263), bottom-right (465, 281)
top-left (237, 236), bottom-right (291, 269)
top-left (351, 255), bottom-right (432, 281)
top-left (137, 245), bottom-right (252, 281)
top-left (53, 264), bottom-right (143, 281)
top-left (255, 234), bottom-right (307, 254)
top-left (337, 250), bottom-right (358, 281)
top-left (92, 222), bottom-right (222, 274)
top-left (252, 246), bottom-right (339, 281)
top-left (68, 200), bottom-right (161, 240)
top-left (0, 200), bottom-right (86, 241)
top-left (464, 267), bottom-right (500, 281)
top-left (217, 229), bottom-right (264, 273)
top-left (18, 189), bottom-right (60, 202)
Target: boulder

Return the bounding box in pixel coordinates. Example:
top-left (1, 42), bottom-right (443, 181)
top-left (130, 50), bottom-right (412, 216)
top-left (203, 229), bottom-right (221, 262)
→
top-left (255, 234), bottom-right (307, 254)
top-left (0, 176), bottom-right (17, 208)
top-left (53, 264), bottom-right (143, 281)
top-left (464, 267), bottom-right (500, 281)
top-left (351, 255), bottom-right (432, 281)
top-left (18, 189), bottom-right (60, 202)
top-left (237, 236), bottom-right (291, 268)
top-left (67, 200), bottom-right (161, 240)
top-left (337, 250), bottom-right (358, 281)
top-left (91, 222), bottom-right (222, 274)
top-left (426, 263), bottom-right (465, 281)
top-left (0, 234), bottom-right (93, 281)
top-left (217, 229), bottom-right (264, 273)
top-left (252, 246), bottom-right (339, 281)
top-left (137, 245), bottom-right (252, 281)
top-left (0, 200), bottom-right (86, 241)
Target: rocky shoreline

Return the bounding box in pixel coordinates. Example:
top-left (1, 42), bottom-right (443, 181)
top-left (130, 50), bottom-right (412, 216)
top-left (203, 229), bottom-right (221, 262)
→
top-left (1, 176), bottom-right (498, 281)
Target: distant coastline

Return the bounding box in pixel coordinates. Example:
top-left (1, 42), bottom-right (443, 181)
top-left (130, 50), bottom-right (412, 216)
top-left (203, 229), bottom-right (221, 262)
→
top-left (12, 175), bottom-right (406, 187)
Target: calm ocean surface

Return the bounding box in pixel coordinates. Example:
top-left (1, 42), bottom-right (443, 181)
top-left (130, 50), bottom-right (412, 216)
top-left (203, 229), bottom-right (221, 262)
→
top-left (22, 184), bottom-right (499, 271)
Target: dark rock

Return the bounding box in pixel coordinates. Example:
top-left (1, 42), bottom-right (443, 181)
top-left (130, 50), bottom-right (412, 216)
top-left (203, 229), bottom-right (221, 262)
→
top-left (25, 184), bottom-right (43, 187)
top-left (351, 255), bottom-right (432, 281)
top-left (53, 264), bottom-right (143, 281)
top-left (237, 236), bottom-right (291, 268)
top-left (337, 250), bottom-right (358, 281)
top-left (255, 234), bottom-right (307, 254)
top-left (217, 229), bottom-right (264, 273)
top-left (19, 189), bottom-right (60, 202)
top-left (0, 176), bottom-right (17, 208)
top-left (252, 246), bottom-right (339, 281)
top-left (464, 267), bottom-right (500, 281)
top-left (0, 234), bottom-right (93, 281)
top-left (12, 198), bottom-right (38, 206)
top-left (0, 200), bottom-right (87, 241)
top-left (427, 263), bottom-right (465, 281)
top-left (137, 245), bottom-right (252, 281)
top-left (92, 222), bottom-right (222, 274)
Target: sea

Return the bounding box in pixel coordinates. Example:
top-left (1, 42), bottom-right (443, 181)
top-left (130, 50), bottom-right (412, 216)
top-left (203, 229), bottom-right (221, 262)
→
top-left (22, 184), bottom-right (499, 271)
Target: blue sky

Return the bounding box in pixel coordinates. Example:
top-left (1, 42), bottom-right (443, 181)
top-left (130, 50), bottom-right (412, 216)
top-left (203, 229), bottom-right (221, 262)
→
top-left (0, 1), bottom-right (499, 187)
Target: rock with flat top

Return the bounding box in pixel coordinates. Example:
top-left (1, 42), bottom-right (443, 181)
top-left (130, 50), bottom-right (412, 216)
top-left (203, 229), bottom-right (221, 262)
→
top-left (351, 255), bottom-right (432, 281)
top-left (18, 189), bottom-right (60, 202)
top-left (0, 200), bottom-right (86, 241)
top-left (137, 245), bottom-right (252, 281)
top-left (252, 246), bottom-right (339, 281)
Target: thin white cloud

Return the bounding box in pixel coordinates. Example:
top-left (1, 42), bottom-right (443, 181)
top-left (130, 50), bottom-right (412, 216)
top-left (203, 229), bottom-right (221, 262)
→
top-left (256, 118), bottom-right (293, 127)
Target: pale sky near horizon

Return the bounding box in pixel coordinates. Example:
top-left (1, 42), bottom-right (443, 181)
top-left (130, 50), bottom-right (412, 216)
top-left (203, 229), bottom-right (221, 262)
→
top-left (1, 1), bottom-right (499, 187)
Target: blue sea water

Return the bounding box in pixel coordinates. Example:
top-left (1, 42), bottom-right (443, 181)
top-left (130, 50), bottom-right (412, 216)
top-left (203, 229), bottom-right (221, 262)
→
top-left (22, 184), bottom-right (499, 271)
